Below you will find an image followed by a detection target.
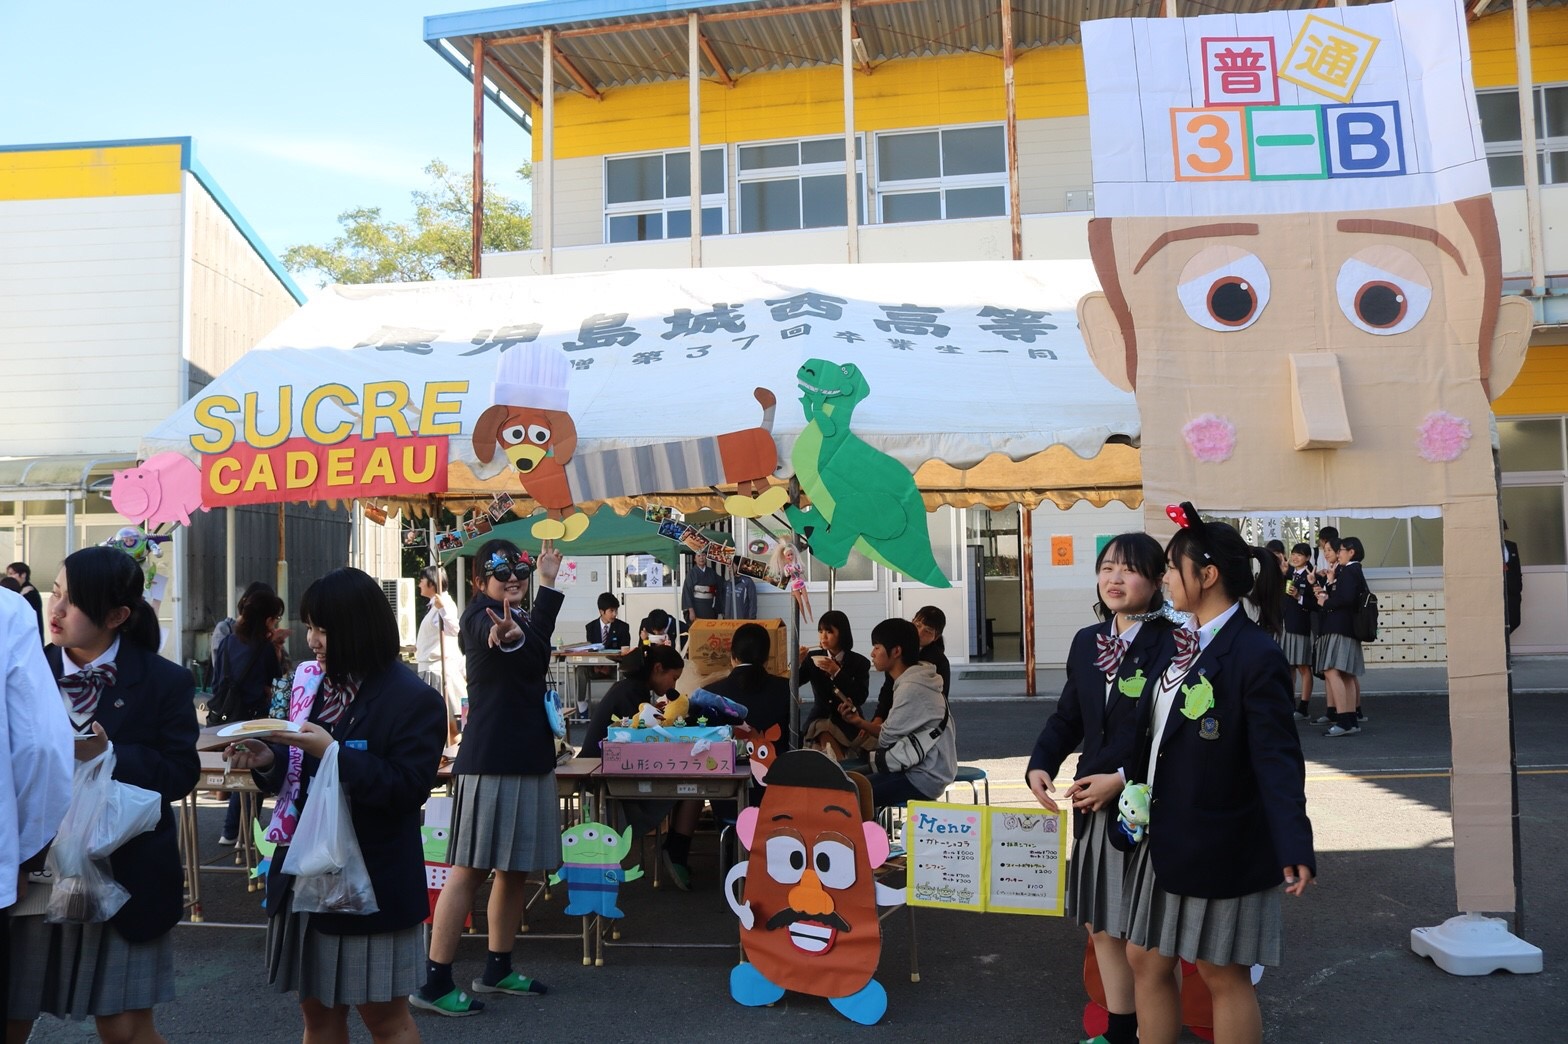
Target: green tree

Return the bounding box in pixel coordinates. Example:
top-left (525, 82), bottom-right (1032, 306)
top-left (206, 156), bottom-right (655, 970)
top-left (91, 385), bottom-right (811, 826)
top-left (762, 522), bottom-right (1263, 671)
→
top-left (283, 159), bottom-right (532, 285)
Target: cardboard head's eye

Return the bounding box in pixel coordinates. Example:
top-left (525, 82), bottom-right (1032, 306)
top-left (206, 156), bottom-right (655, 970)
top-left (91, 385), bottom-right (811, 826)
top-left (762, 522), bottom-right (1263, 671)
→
top-left (500, 424), bottom-right (527, 445)
top-left (1336, 248), bottom-right (1431, 336)
top-left (765, 835), bottom-right (807, 884)
top-left (812, 839), bottom-right (857, 889)
top-left (1176, 245), bottom-right (1271, 332)
top-left (527, 424), bottom-right (551, 444)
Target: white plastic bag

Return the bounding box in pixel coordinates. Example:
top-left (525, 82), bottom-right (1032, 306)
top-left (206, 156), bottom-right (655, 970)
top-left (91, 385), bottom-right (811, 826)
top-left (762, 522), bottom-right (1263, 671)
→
top-left (281, 744), bottom-right (378, 915)
top-left (45, 744), bottom-right (160, 923)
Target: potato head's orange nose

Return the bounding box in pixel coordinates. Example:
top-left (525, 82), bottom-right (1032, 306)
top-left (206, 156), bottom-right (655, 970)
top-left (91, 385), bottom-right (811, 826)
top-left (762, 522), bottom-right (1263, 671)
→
top-left (1289, 353), bottom-right (1353, 450)
top-left (788, 866), bottom-right (835, 917)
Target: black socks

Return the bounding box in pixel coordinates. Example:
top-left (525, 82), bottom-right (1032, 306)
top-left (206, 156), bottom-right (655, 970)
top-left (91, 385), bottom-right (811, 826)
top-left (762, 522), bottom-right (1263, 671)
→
top-left (420, 959), bottom-right (454, 999)
top-left (481, 950), bottom-right (512, 987)
top-left (1104, 1010), bottom-right (1138, 1044)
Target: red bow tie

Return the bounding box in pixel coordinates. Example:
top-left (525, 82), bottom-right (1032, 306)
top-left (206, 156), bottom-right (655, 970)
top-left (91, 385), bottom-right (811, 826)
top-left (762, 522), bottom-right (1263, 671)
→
top-left (1094, 633), bottom-right (1126, 676)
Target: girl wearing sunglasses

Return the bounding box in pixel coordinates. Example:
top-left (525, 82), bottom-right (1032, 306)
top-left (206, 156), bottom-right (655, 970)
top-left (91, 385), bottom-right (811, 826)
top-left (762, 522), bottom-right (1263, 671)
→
top-left (414, 538), bottom-right (563, 1017)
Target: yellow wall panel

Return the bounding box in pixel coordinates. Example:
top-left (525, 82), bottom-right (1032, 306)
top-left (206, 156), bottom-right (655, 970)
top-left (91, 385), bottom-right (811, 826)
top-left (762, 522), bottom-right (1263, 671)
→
top-left (1471, 8), bottom-right (1568, 90)
top-left (538, 47), bottom-right (1087, 162)
top-left (0, 144), bottom-right (183, 201)
top-left (1494, 344), bottom-right (1568, 416)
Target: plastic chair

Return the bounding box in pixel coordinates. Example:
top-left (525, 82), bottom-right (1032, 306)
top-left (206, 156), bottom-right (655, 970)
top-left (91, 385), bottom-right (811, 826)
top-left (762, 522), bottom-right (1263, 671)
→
top-left (943, 765), bottom-right (991, 805)
top-left (848, 771), bottom-right (920, 983)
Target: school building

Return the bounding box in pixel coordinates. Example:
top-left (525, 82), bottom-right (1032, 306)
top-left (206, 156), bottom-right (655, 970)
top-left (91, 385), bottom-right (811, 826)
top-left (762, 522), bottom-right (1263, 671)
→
top-left (425, 0), bottom-right (1568, 669)
top-left (0, 138), bottom-right (402, 665)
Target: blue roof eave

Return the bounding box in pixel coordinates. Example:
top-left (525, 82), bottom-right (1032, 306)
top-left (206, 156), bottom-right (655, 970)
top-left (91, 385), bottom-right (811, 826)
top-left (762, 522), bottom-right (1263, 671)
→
top-left (423, 37), bottom-right (535, 134)
top-left (423, 0), bottom-right (755, 42)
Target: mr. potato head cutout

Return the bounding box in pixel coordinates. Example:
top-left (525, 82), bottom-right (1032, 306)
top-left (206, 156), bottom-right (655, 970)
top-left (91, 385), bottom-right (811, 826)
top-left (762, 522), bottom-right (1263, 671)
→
top-left (1078, 0), bottom-right (1531, 912)
top-left (725, 750), bottom-right (902, 1025)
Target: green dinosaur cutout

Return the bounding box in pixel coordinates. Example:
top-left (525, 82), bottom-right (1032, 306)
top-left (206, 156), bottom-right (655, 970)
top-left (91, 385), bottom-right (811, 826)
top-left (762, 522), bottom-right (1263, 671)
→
top-left (786, 359), bottom-right (949, 588)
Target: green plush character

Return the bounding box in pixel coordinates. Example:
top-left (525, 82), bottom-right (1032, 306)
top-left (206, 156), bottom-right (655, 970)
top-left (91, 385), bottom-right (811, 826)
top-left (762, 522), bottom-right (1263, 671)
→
top-left (1115, 782), bottom-right (1152, 845)
top-left (786, 359), bottom-right (949, 588)
top-left (1117, 670), bottom-right (1148, 699)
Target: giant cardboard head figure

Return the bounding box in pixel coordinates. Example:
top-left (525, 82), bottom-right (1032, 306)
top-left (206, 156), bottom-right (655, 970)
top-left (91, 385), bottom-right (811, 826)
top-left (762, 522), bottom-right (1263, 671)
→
top-left (1078, 0), bottom-right (1531, 913)
top-left (725, 750), bottom-right (892, 1025)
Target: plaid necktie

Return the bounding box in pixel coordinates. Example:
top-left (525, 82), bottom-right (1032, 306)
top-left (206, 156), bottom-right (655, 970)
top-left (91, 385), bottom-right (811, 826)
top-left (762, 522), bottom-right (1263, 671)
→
top-left (316, 675), bottom-right (360, 727)
top-left (1170, 627), bottom-right (1200, 675)
top-left (1094, 633), bottom-right (1126, 677)
top-left (58, 663), bottom-right (118, 720)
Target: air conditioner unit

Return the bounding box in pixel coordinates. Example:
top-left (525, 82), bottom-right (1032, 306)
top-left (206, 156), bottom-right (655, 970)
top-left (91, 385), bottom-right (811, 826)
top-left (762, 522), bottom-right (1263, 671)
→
top-left (382, 578), bottom-right (417, 647)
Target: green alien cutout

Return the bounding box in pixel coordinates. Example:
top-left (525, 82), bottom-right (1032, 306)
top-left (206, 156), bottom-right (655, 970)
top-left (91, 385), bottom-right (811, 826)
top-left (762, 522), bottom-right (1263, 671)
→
top-left (1179, 675), bottom-right (1216, 720)
top-left (548, 821), bottom-right (644, 919)
top-left (1117, 670), bottom-right (1147, 699)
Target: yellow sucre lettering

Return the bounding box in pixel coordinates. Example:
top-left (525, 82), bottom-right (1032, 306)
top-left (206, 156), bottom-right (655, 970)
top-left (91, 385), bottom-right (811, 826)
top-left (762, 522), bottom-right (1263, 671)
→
top-left (243, 388), bottom-right (292, 450)
top-left (192, 396), bottom-right (239, 454)
top-left (361, 381), bottom-right (412, 437)
top-left (417, 381), bottom-right (468, 435)
top-left (242, 454), bottom-right (278, 493)
top-left (285, 452), bottom-right (319, 488)
top-left (403, 444), bottom-right (440, 483)
top-left (362, 446), bottom-right (395, 484)
top-left (326, 447), bottom-right (355, 485)
top-left (302, 384), bottom-right (356, 445)
top-left (209, 457), bottom-right (241, 495)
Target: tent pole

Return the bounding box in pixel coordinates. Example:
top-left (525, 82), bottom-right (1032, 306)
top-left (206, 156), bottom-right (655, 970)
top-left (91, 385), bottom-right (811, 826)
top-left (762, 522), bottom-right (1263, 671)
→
top-left (471, 36), bottom-right (486, 279)
top-left (841, 0), bottom-right (858, 264)
top-left (225, 506), bottom-right (236, 628)
top-left (276, 504), bottom-right (288, 628)
top-left (1020, 504), bottom-right (1036, 697)
top-left (688, 13), bottom-right (703, 269)
top-left (1001, 0), bottom-right (1021, 260)
top-left (827, 566), bottom-right (835, 612)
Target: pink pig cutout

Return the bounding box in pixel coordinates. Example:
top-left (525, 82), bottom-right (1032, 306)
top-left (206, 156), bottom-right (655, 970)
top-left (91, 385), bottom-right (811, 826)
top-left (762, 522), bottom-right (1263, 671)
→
top-left (110, 452), bottom-right (205, 527)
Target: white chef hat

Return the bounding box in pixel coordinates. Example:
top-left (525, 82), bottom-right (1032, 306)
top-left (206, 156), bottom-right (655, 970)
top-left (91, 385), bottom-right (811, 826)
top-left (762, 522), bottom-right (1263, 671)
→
top-left (492, 342), bottom-right (570, 412)
top-left (1083, 0), bottom-right (1490, 218)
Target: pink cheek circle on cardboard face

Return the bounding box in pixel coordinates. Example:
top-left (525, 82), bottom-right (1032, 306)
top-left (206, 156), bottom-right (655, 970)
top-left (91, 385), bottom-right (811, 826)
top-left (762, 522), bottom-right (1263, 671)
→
top-left (1417, 411), bottom-right (1472, 463)
top-left (1181, 413), bottom-right (1237, 463)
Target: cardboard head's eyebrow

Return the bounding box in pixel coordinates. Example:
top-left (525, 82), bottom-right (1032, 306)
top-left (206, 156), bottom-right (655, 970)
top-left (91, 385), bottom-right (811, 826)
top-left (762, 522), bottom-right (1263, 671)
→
top-left (822, 804), bottom-right (854, 819)
top-left (1133, 223), bottom-right (1260, 275)
top-left (1336, 218), bottom-right (1467, 275)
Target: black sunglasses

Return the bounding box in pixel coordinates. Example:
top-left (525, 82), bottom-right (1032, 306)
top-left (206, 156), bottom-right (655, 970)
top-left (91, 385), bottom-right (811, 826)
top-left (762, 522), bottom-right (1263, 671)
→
top-left (484, 552), bottom-right (530, 582)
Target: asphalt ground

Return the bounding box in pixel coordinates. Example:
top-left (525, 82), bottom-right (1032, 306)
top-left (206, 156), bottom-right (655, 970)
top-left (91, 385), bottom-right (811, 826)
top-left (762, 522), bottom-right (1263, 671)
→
top-left (19, 683), bottom-right (1567, 1043)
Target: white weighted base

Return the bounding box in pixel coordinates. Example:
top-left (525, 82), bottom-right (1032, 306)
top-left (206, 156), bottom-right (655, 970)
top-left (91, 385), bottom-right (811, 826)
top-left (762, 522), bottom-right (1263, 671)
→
top-left (1410, 914), bottom-right (1543, 976)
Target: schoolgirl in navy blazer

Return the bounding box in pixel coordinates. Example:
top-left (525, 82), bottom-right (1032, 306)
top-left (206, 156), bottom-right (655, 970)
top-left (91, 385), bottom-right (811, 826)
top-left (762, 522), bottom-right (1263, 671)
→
top-left (254, 660), bottom-right (446, 935)
top-left (1028, 617), bottom-right (1170, 840)
top-left (1125, 610), bottom-right (1315, 898)
top-left (44, 639), bottom-right (200, 943)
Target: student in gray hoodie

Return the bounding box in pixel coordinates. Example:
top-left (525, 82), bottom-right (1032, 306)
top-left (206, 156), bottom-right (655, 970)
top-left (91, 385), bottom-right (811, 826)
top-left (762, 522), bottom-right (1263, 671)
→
top-left (862, 618), bottom-right (957, 808)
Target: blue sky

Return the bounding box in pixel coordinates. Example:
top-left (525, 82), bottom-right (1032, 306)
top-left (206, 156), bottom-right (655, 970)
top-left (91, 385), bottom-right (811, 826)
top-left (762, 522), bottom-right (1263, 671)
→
top-left (0, 1), bottom-right (534, 284)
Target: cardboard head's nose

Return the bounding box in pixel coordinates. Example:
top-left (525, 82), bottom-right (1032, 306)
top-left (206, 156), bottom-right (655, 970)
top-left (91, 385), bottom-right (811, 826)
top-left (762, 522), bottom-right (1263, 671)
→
top-left (1290, 353), bottom-right (1353, 450)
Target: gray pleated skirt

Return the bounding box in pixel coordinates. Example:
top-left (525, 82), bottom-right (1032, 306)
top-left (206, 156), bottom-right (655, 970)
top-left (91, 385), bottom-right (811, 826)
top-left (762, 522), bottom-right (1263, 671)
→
top-left (7, 914), bottom-right (175, 1020)
top-left (1066, 808), bottom-right (1129, 938)
top-left (1315, 634), bottom-right (1364, 676)
top-left (448, 772), bottom-right (560, 872)
top-left (266, 891), bottom-right (425, 1007)
top-left (1122, 842), bottom-right (1283, 967)
top-left (1279, 631), bottom-right (1314, 669)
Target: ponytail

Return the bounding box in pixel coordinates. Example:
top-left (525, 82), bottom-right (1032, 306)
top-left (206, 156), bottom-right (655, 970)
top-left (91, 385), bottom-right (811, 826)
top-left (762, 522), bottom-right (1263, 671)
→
top-left (1246, 545), bottom-right (1284, 635)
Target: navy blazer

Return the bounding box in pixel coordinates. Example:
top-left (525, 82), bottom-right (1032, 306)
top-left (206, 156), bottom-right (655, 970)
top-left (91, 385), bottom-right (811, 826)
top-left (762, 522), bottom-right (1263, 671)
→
top-left (1028, 619), bottom-right (1169, 839)
top-left (1317, 561), bottom-right (1365, 639)
top-left (456, 586), bottom-right (562, 777)
top-left (1128, 613), bottom-right (1316, 899)
top-left (1281, 567), bottom-right (1317, 637)
top-left (257, 661), bottom-right (446, 935)
top-left (46, 642), bottom-right (200, 944)
top-left (585, 617), bottom-right (631, 649)
top-left (707, 667), bottom-right (793, 754)
top-left (797, 649), bottom-right (871, 737)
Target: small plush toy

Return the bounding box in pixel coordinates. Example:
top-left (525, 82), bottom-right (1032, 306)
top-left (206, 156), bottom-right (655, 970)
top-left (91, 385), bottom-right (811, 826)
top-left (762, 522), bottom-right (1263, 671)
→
top-left (104, 526), bottom-right (173, 593)
top-left (1115, 783), bottom-right (1152, 846)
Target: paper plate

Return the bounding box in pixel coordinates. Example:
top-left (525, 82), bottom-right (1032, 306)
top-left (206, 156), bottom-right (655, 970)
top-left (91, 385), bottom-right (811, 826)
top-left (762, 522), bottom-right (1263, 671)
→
top-left (216, 719), bottom-right (300, 738)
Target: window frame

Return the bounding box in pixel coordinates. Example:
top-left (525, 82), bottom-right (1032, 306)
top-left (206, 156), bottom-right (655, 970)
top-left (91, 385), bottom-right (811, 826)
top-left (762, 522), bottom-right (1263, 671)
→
top-left (872, 122), bottom-right (1011, 224)
top-left (1475, 83), bottom-right (1568, 188)
top-left (602, 146), bottom-right (728, 243)
top-left (733, 134), bottom-right (866, 234)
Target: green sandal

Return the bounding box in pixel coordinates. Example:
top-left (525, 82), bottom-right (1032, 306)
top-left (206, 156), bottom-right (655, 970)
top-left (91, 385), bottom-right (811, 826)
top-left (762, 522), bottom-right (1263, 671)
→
top-left (472, 971), bottom-right (548, 996)
top-left (409, 988), bottom-right (485, 1017)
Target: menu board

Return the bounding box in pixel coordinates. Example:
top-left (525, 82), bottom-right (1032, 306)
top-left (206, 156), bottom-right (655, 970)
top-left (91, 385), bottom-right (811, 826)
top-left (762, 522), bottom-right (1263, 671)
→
top-left (905, 802), bottom-right (1066, 917)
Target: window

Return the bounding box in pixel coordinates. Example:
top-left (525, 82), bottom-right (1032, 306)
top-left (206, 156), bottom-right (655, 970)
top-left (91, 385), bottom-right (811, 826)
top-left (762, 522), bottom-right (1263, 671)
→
top-left (1476, 85), bottom-right (1568, 188)
top-left (1499, 417), bottom-right (1566, 473)
top-left (1501, 485), bottom-right (1567, 566)
top-left (875, 125), bottom-right (1008, 223)
top-left (736, 136), bottom-right (865, 233)
top-left (604, 148), bottom-right (725, 242)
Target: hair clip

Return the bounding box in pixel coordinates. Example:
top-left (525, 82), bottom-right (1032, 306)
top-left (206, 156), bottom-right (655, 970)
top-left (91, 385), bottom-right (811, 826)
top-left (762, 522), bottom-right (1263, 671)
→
top-left (1167, 501), bottom-right (1213, 560)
